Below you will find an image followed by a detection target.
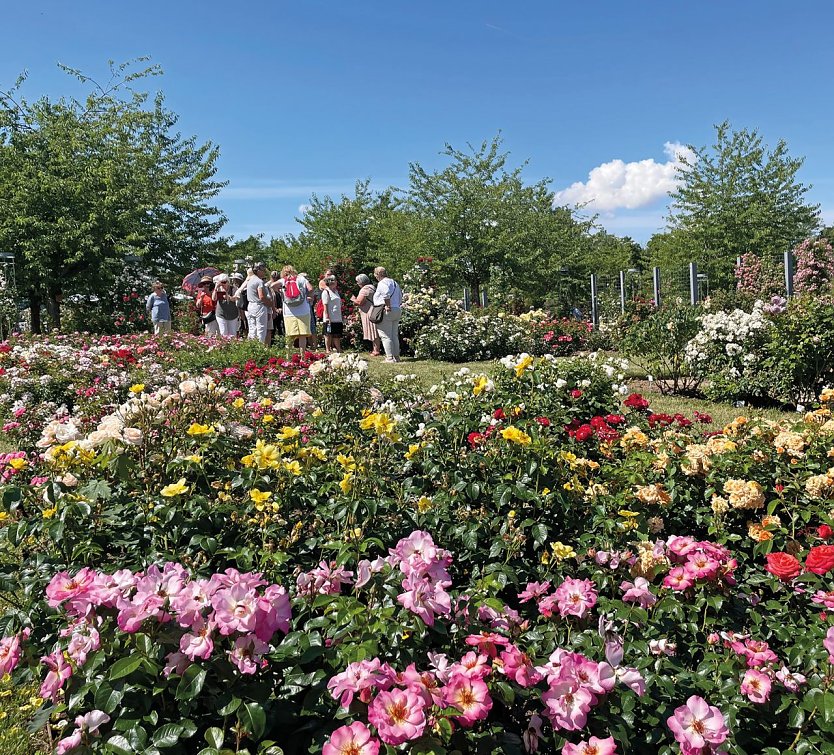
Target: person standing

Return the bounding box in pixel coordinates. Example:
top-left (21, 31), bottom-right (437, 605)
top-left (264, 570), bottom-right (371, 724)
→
top-left (195, 277), bottom-right (219, 338)
top-left (373, 266), bottom-right (402, 362)
top-left (146, 281), bottom-right (172, 335)
top-left (280, 265), bottom-right (313, 352)
top-left (230, 272), bottom-right (247, 337)
top-left (320, 275), bottom-right (343, 352)
top-left (213, 274), bottom-right (240, 339)
top-left (246, 262), bottom-right (272, 344)
top-left (351, 274), bottom-right (381, 356)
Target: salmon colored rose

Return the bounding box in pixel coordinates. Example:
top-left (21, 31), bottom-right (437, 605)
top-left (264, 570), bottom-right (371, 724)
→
top-left (806, 545), bottom-right (834, 575)
top-left (765, 552), bottom-right (801, 581)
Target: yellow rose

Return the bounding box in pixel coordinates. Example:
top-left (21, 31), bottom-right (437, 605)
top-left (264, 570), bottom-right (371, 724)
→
top-left (186, 423), bottom-right (214, 436)
top-left (284, 460), bottom-right (302, 476)
top-left (416, 496), bottom-right (433, 513)
top-left (277, 426), bottom-right (301, 441)
top-left (500, 426), bottom-right (532, 446)
top-left (161, 478), bottom-right (189, 497)
top-left (262, 415), bottom-right (275, 424)
top-left (7, 458), bottom-right (27, 471)
top-left (232, 397), bottom-right (245, 409)
top-left (339, 473), bottom-right (354, 495)
top-left (129, 383), bottom-right (145, 394)
top-left (249, 489), bottom-right (272, 507)
top-left (550, 541), bottom-right (576, 560)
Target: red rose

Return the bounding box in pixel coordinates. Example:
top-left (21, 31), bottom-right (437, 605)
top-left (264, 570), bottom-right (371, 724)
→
top-left (575, 424), bottom-right (593, 442)
top-left (535, 416), bottom-right (551, 427)
top-left (806, 545), bottom-right (834, 575)
top-left (570, 389), bottom-right (583, 399)
top-left (818, 525), bottom-right (833, 540)
top-left (765, 552), bottom-right (802, 581)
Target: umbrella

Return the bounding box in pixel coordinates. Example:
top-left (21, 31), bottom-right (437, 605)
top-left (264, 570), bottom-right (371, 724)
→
top-left (181, 267), bottom-right (222, 293)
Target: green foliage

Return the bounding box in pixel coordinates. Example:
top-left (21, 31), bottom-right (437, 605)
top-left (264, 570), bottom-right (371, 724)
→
top-left (764, 295), bottom-right (834, 405)
top-left (668, 121), bottom-right (820, 288)
top-left (0, 59), bottom-right (226, 332)
top-left (621, 301), bottom-right (703, 394)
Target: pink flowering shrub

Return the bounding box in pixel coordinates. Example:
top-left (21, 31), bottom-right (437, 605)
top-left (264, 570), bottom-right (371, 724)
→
top-left (5, 348), bottom-right (834, 752)
top-left (793, 236), bottom-right (834, 295)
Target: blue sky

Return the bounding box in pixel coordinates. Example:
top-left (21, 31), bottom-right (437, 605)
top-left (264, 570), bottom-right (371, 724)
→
top-left (2, 0), bottom-right (833, 243)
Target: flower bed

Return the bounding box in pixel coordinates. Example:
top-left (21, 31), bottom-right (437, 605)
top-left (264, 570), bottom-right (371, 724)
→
top-left (2, 341), bottom-right (834, 753)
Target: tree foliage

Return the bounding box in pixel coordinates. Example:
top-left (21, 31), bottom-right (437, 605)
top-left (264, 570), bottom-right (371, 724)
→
top-left (0, 59), bottom-right (226, 331)
top-left (668, 121), bottom-right (819, 286)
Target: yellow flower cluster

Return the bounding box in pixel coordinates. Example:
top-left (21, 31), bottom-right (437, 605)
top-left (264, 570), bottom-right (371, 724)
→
top-left (500, 426), bottom-right (532, 446)
top-left (186, 423), bottom-right (214, 436)
top-left (620, 427), bottom-right (649, 451)
top-left (722, 478), bottom-right (765, 510)
top-left (359, 412), bottom-right (400, 442)
top-left (774, 431), bottom-right (806, 458)
top-left (514, 355), bottom-right (534, 378)
top-left (634, 483), bottom-right (671, 506)
top-left (806, 471), bottom-right (834, 499)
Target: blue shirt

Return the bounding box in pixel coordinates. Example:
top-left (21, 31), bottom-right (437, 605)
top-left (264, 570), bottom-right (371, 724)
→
top-left (146, 292), bottom-right (171, 322)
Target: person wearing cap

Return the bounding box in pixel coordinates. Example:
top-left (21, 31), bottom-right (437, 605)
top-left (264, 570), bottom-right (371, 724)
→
top-left (320, 275), bottom-right (343, 352)
top-left (245, 262), bottom-right (274, 343)
top-left (146, 281), bottom-right (172, 336)
top-left (195, 276), bottom-right (219, 338)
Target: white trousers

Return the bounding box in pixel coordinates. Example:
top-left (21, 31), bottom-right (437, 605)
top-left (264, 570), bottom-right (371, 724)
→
top-left (377, 308), bottom-right (402, 358)
top-left (217, 316), bottom-right (239, 338)
top-left (247, 304), bottom-right (268, 343)
top-left (204, 319), bottom-right (220, 338)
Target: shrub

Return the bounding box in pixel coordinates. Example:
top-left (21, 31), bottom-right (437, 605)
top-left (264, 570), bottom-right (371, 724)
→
top-left (621, 301), bottom-right (702, 394)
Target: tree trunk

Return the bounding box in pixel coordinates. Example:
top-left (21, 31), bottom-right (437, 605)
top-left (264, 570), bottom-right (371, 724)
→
top-left (29, 289), bottom-right (42, 334)
top-left (47, 289), bottom-right (62, 331)
top-left (471, 280), bottom-right (481, 307)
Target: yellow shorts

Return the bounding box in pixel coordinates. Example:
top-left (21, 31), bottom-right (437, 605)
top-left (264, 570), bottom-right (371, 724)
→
top-left (284, 314), bottom-right (311, 337)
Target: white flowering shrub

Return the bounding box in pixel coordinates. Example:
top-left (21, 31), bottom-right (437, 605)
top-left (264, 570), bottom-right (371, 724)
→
top-left (413, 311), bottom-right (529, 362)
top-left (684, 302), bottom-right (773, 401)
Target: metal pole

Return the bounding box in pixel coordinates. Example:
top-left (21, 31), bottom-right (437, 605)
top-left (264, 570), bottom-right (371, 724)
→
top-left (590, 273), bottom-right (599, 329)
top-left (480, 289), bottom-right (488, 308)
top-left (619, 270), bottom-right (626, 314)
top-left (689, 262), bottom-right (698, 306)
top-left (653, 267), bottom-right (661, 308)
top-left (462, 287), bottom-right (471, 311)
top-left (784, 249), bottom-right (794, 297)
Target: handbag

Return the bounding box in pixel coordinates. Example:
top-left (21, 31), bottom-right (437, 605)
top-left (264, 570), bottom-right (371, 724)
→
top-left (201, 311), bottom-right (217, 324)
top-left (368, 303), bottom-right (385, 324)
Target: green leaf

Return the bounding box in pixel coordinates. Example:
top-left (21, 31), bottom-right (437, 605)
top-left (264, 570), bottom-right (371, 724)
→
top-left (94, 682), bottom-right (124, 714)
top-left (105, 734), bottom-right (134, 754)
top-left (239, 702), bottom-right (266, 739)
top-left (152, 723), bottom-right (184, 748)
top-left (175, 664), bottom-right (207, 701)
top-left (205, 728), bottom-right (224, 749)
top-left (108, 654), bottom-right (143, 681)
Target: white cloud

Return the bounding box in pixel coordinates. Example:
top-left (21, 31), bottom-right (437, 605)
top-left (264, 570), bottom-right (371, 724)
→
top-left (554, 142), bottom-right (694, 212)
top-left (297, 203), bottom-right (312, 214)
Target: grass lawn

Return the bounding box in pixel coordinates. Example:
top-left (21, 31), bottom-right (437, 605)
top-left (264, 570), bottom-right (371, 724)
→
top-left (365, 355), bottom-right (798, 427)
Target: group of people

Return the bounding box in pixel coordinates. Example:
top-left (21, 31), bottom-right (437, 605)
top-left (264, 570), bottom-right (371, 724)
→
top-left (145, 265), bottom-right (403, 362)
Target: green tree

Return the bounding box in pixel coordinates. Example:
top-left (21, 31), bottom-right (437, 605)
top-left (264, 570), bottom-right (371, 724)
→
top-left (0, 60), bottom-right (225, 331)
top-left (668, 121), bottom-right (819, 287)
top-left (408, 134), bottom-right (554, 302)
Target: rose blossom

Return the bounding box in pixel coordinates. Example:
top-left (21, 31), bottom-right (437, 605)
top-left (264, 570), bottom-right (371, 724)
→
top-left (666, 695), bottom-right (728, 751)
top-left (553, 577), bottom-right (598, 619)
top-left (562, 736), bottom-right (618, 755)
top-left (741, 668), bottom-right (772, 704)
top-left (367, 688), bottom-right (426, 745)
top-left (40, 649), bottom-right (73, 701)
top-left (0, 634), bottom-right (22, 675)
top-left (765, 552), bottom-right (802, 582)
top-left (824, 626), bottom-right (834, 664)
top-left (322, 722), bottom-right (380, 755)
top-left (443, 673), bottom-right (493, 726)
top-left (806, 545), bottom-right (834, 575)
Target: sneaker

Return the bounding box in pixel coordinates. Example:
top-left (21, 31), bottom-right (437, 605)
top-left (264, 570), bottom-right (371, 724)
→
top-left (384, 357), bottom-right (397, 363)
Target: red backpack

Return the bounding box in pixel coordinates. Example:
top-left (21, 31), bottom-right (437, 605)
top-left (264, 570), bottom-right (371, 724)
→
top-left (283, 275), bottom-right (305, 306)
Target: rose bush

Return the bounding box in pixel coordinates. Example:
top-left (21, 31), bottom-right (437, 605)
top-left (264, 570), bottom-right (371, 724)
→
top-left (2, 337), bottom-right (834, 752)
